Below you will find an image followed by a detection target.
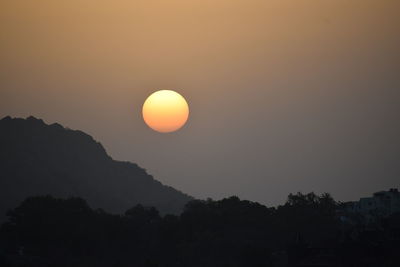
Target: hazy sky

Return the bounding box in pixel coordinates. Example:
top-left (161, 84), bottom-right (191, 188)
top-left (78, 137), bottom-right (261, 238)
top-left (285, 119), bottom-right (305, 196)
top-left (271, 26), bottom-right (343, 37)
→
top-left (1, 0), bottom-right (399, 206)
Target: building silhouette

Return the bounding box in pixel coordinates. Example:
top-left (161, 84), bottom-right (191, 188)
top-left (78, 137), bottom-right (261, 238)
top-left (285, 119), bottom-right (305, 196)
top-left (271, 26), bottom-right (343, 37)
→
top-left (342, 188), bottom-right (400, 224)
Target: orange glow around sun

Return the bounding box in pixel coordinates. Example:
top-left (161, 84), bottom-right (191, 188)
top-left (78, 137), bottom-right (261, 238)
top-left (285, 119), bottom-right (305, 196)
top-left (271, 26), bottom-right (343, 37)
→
top-left (142, 90), bottom-right (189, 133)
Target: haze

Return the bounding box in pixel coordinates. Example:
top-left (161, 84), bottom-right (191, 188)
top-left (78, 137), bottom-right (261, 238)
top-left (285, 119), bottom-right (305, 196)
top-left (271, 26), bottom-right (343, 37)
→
top-left (1, 0), bottom-right (399, 206)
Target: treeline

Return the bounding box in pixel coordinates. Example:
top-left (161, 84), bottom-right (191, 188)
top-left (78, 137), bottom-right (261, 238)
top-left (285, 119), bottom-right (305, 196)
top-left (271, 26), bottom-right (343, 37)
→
top-left (0, 193), bottom-right (399, 267)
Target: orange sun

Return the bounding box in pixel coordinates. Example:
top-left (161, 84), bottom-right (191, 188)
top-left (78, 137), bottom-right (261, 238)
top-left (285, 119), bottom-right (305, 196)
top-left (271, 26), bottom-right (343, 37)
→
top-left (142, 90), bottom-right (189, 133)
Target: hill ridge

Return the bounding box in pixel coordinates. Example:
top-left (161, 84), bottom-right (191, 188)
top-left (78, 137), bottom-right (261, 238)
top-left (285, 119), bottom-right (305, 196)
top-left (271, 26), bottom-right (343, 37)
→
top-left (0, 116), bottom-right (192, 219)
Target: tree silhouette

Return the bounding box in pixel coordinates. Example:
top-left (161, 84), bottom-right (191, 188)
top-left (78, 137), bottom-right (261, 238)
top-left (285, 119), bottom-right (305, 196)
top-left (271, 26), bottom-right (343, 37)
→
top-left (0, 194), bottom-right (399, 267)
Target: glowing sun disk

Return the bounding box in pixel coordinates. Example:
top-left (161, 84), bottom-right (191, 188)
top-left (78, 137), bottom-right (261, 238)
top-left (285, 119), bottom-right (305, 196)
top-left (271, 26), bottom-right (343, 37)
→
top-left (142, 90), bottom-right (189, 133)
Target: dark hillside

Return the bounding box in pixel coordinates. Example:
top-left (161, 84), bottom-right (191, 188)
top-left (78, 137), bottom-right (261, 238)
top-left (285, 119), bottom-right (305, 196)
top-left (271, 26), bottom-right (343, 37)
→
top-left (0, 116), bottom-right (192, 219)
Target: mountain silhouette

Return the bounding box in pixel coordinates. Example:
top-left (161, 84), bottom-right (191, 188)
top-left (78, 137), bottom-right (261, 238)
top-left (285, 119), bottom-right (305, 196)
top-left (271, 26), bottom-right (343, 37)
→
top-left (0, 116), bottom-right (192, 219)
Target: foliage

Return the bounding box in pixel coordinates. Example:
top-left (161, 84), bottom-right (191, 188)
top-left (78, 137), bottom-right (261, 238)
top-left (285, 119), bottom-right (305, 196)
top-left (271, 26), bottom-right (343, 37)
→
top-left (0, 194), bottom-right (399, 267)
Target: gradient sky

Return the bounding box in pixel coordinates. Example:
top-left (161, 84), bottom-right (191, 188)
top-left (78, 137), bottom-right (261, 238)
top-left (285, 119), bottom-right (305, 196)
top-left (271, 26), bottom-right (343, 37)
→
top-left (1, 0), bottom-right (399, 206)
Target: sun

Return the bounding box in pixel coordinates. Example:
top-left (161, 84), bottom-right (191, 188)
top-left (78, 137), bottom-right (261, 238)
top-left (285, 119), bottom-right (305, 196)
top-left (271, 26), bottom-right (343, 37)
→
top-left (142, 90), bottom-right (189, 133)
